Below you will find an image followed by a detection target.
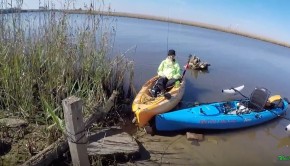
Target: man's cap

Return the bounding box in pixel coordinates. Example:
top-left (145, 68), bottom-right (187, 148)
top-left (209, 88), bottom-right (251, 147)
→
top-left (168, 49), bottom-right (176, 56)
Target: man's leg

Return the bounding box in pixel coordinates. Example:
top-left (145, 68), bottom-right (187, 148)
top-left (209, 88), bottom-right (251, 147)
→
top-left (151, 77), bottom-right (167, 97)
top-left (165, 78), bottom-right (178, 89)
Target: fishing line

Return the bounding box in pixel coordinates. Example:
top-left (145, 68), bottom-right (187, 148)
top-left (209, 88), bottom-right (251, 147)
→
top-left (166, 2), bottom-right (171, 51)
top-left (166, 15), bottom-right (169, 51)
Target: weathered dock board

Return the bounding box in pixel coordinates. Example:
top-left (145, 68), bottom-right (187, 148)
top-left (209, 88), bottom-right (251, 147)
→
top-left (88, 128), bottom-right (140, 160)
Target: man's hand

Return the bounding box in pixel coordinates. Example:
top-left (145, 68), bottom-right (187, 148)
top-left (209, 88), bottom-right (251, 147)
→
top-left (158, 73), bottom-right (165, 78)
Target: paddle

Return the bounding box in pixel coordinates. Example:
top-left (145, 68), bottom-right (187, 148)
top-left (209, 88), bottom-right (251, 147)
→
top-left (222, 85), bottom-right (248, 99)
top-left (181, 54), bottom-right (193, 80)
top-left (230, 87), bottom-right (248, 99)
top-left (222, 85), bottom-right (244, 94)
top-left (190, 85), bottom-right (247, 106)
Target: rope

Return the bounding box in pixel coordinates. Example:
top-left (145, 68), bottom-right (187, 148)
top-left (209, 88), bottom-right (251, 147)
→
top-left (64, 128), bottom-right (88, 144)
top-left (160, 135), bottom-right (183, 165)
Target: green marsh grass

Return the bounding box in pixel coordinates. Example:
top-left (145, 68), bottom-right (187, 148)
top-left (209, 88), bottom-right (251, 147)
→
top-left (0, 10), bottom-right (134, 128)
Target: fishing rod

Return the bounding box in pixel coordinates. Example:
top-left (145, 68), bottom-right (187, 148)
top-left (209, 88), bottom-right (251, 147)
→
top-left (166, 15), bottom-right (169, 51)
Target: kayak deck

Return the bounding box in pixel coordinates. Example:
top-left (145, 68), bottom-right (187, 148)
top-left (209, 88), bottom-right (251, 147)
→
top-left (132, 76), bottom-right (186, 127)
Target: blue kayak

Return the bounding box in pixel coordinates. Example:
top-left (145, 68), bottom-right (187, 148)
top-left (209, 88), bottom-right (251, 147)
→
top-left (155, 92), bottom-right (289, 131)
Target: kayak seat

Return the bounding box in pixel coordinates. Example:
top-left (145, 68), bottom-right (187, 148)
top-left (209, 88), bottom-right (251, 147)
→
top-left (248, 87), bottom-right (270, 112)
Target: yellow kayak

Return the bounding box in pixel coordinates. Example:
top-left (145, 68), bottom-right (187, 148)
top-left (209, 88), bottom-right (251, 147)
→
top-left (132, 76), bottom-right (186, 127)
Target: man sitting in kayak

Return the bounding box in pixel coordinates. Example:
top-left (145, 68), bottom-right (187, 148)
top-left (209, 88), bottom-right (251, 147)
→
top-left (150, 49), bottom-right (181, 97)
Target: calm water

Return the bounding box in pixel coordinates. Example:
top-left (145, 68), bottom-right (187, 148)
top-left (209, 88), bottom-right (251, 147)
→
top-left (111, 17), bottom-right (290, 165)
top-left (6, 12), bottom-right (290, 165)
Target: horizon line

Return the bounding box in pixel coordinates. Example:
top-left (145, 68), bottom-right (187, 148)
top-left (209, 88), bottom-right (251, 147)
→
top-left (1, 8), bottom-right (290, 48)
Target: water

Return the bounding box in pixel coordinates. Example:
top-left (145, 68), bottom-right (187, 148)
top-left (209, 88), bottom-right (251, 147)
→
top-left (111, 17), bottom-right (290, 165)
top-left (5, 12), bottom-right (290, 165)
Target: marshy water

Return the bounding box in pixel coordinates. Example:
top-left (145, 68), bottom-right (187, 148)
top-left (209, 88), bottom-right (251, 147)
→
top-left (112, 17), bottom-right (290, 165)
top-left (3, 12), bottom-right (290, 165)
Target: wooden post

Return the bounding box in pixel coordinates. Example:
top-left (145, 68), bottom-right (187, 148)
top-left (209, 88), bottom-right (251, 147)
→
top-left (23, 91), bottom-right (118, 166)
top-left (62, 96), bottom-right (90, 166)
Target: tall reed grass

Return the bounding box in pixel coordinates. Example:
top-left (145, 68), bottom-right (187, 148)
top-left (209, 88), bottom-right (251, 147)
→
top-left (0, 10), bottom-right (134, 125)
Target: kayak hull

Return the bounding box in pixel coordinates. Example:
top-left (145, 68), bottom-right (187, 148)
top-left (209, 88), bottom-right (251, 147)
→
top-left (155, 99), bottom-right (289, 131)
top-left (132, 76), bottom-right (185, 127)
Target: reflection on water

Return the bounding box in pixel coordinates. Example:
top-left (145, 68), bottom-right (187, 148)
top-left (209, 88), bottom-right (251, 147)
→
top-left (247, 130), bottom-right (257, 140)
top-left (189, 69), bottom-right (210, 79)
top-left (264, 123), bottom-right (290, 149)
top-left (277, 137), bottom-right (290, 149)
top-left (243, 118), bottom-right (290, 149)
top-left (243, 120), bottom-right (290, 148)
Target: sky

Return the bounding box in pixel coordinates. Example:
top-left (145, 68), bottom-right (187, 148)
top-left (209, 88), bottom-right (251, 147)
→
top-left (3, 0), bottom-right (290, 44)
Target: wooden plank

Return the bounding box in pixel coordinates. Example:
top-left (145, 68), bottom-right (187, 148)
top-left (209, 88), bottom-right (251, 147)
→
top-left (21, 138), bottom-right (68, 166)
top-left (22, 91), bottom-right (118, 166)
top-left (87, 128), bottom-right (140, 159)
top-left (118, 160), bottom-right (160, 166)
top-left (62, 96), bottom-right (90, 166)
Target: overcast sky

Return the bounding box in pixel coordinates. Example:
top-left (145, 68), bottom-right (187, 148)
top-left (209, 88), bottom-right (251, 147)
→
top-left (3, 0), bottom-right (290, 44)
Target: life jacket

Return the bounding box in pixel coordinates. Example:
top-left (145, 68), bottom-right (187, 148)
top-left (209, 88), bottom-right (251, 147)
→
top-left (157, 58), bottom-right (181, 79)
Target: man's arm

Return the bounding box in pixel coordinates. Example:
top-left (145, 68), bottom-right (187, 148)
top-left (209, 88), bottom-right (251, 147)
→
top-left (173, 63), bottom-right (181, 79)
top-left (157, 60), bottom-right (165, 77)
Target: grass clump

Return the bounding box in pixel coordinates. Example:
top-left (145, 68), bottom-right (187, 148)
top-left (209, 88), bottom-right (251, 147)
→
top-left (0, 9), bottom-right (134, 165)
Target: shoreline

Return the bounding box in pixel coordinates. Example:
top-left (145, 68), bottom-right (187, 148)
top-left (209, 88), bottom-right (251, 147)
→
top-left (1, 9), bottom-right (290, 48)
top-left (79, 11), bottom-right (290, 48)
